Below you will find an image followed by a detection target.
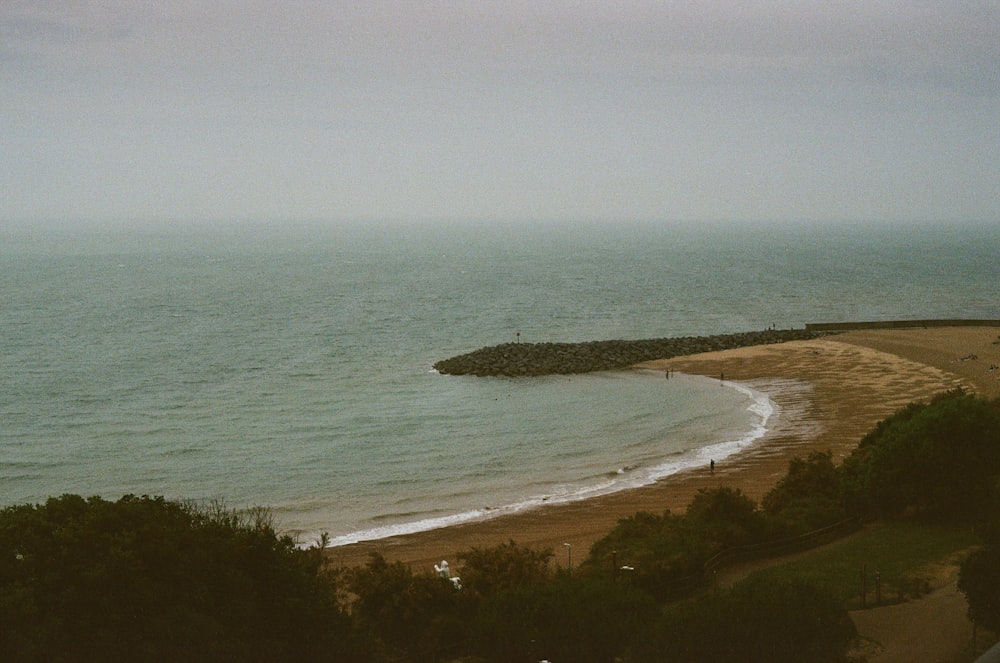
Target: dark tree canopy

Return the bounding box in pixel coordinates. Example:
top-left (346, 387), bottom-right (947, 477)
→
top-left (840, 389), bottom-right (1000, 519)
top-left (630, 575), bottom-right (856, 663)
top-left (762, 451), bottom-right (847, 534)
top-left (0, 494), bottom-right (366, 663)
top-left (469, 575), bottom-right (657, 663)
top-left (347, 553), bottom-right (468, 662)
top-left (960, 544), bottom-right (1000, 632)
top-left (457, 539), bottom-right (554, 597)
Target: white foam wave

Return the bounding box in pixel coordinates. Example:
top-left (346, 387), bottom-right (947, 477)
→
top-left (325, 374), bottom-right (776, 548)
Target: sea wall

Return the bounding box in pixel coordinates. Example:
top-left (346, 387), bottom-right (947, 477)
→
top-left (433, 329), bottom-right (826, 377)
top-left (805, 319), bottom-right (1000, 332)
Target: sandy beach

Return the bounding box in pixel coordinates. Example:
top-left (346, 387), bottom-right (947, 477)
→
top-left (328, 326), bottom-right (1000, 571)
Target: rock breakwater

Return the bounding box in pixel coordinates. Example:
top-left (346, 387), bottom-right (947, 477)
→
top-left (434, 329), bottom-right (827, 377)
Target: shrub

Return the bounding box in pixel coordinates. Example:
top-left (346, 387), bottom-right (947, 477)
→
top-left (685, 487), bottom-right (765, 549)
top-left (762, 451), bottom-right (847, 534)
top-left (469, 575), bottom-right (656, 663)
top-left (584, 489), bottom-right (767, 601)
top-left (347, 553), bottom-right (469, 662)
top-left (840, 389), bottom-right (1000, 519)
top-left (628, 575), bottom-right (856, 663)
top-left (457, 539), bottom-right (554, 597)
top-left (959, 545), bottom-right (1000, 631)
top-left (0, 494), bottom-right (366, 663)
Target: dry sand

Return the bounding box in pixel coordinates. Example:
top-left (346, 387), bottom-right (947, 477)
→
top-left (328, 326), bottom-right (1000, 572)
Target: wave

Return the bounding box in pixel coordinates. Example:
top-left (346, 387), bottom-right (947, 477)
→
top-left (325, 375), bottom-right (775, 548)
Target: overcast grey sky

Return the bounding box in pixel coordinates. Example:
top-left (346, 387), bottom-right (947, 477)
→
top-left (3, 1), bottom-right (998, 226)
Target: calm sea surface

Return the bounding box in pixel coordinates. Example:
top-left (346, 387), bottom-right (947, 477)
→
top-left (2, 220), bottom-right (997, 544)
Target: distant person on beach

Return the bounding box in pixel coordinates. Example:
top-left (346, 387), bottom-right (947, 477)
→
top-left (710, 459), bottom-right (715, 473)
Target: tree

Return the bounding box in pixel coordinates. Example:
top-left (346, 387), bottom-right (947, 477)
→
top-left (0, 495), bottom-right (367, 663)
top-left (347, 553), bottom-right (469, 662)
top-left (582, 489), bottom-right (770, 601)
top-left (457, 539), bottom-right (554, 597)
top-left (959, 544), bottom-right (1000, 632)
top-left (469, 575), bottom-right (656, 663)
top-left (685, 487), bottom-right (765, 549)
top-left (840, 390), bottom-right (1000, 519)
top-left (629, 575), bottom-right (856, 663)
top-left (958, 512), bottom-right (1000, 633)
top-left (762, 451), bottom-right (847, 533)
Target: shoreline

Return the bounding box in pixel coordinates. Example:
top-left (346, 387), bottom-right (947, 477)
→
top-left (327, 327), bottom-right (1000, 571)
top-left (326, 372), bottom-right (776, 548)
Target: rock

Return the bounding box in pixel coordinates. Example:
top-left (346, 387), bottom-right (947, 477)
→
top-left (433, 329), bottom-right (827, 377)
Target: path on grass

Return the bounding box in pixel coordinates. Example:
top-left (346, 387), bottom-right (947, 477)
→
top-left (850, 572), bottom-right (978, 663)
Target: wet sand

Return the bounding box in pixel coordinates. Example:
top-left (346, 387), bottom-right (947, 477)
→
top-left (327, 326), bottom-right (1000, 571)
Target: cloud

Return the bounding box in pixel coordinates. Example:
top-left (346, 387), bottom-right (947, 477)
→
top-left (2, 1), bottom-right (998, 224)
top-left (7, 2), bottom-right (996, 97)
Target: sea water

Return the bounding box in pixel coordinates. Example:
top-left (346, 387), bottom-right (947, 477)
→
top-left (2, 220), bottom-right (997, 544)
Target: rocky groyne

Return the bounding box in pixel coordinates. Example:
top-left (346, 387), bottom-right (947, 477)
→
top-left (433, 329), bottom-right (827, 377)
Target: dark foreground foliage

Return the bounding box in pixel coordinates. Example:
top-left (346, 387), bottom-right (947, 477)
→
top-left (347, 553), bottom-right (471, 662)
top-left (840, 388), bottom-right (1000, 520)
top-left (586, 487), bottom-right (770, 600)
top-left (959, 542), bottom-right (1000, 632)
top-left (469, 575), bottom-right (657, 663)
top-left (763, 450), bottom-right (847, 533)
top-left (0, 495), bottom-right (368, 663)
top-left (629, 575), bottom-right (856, 663)
top-left (960, 513), bottom-right (1000, 633)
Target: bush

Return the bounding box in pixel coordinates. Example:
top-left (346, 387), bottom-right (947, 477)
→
top-left (457, 539), bottom-right (554, 597)
top-left (840, 389), bottom-right (1000, 519)
top-left (469, 575), bottom-right (656, 663)
top-left (959, 515), bottom-right (1000, 633)
top-left (585, 488), bottom-right (768, 600)
top-left (685, 487), bottom-right (765, 549)
top-left (347, 553), bottom-right (469, 662)
top-left (628, 575), bottom-right (856, 663)
top-left (762, 451), bottom-right (847, 534)
top-left (0, 495), bottom-right (367, 663)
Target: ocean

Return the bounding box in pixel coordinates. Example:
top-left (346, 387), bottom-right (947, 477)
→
top-left (2, 220), bottom-right (997, 545)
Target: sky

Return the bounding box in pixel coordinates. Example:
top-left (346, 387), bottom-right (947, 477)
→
top-left (3, 1), bottom-right (999, 227)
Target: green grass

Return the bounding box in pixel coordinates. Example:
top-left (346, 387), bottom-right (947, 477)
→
top-left (740, 519), bottom-right (980, 609)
